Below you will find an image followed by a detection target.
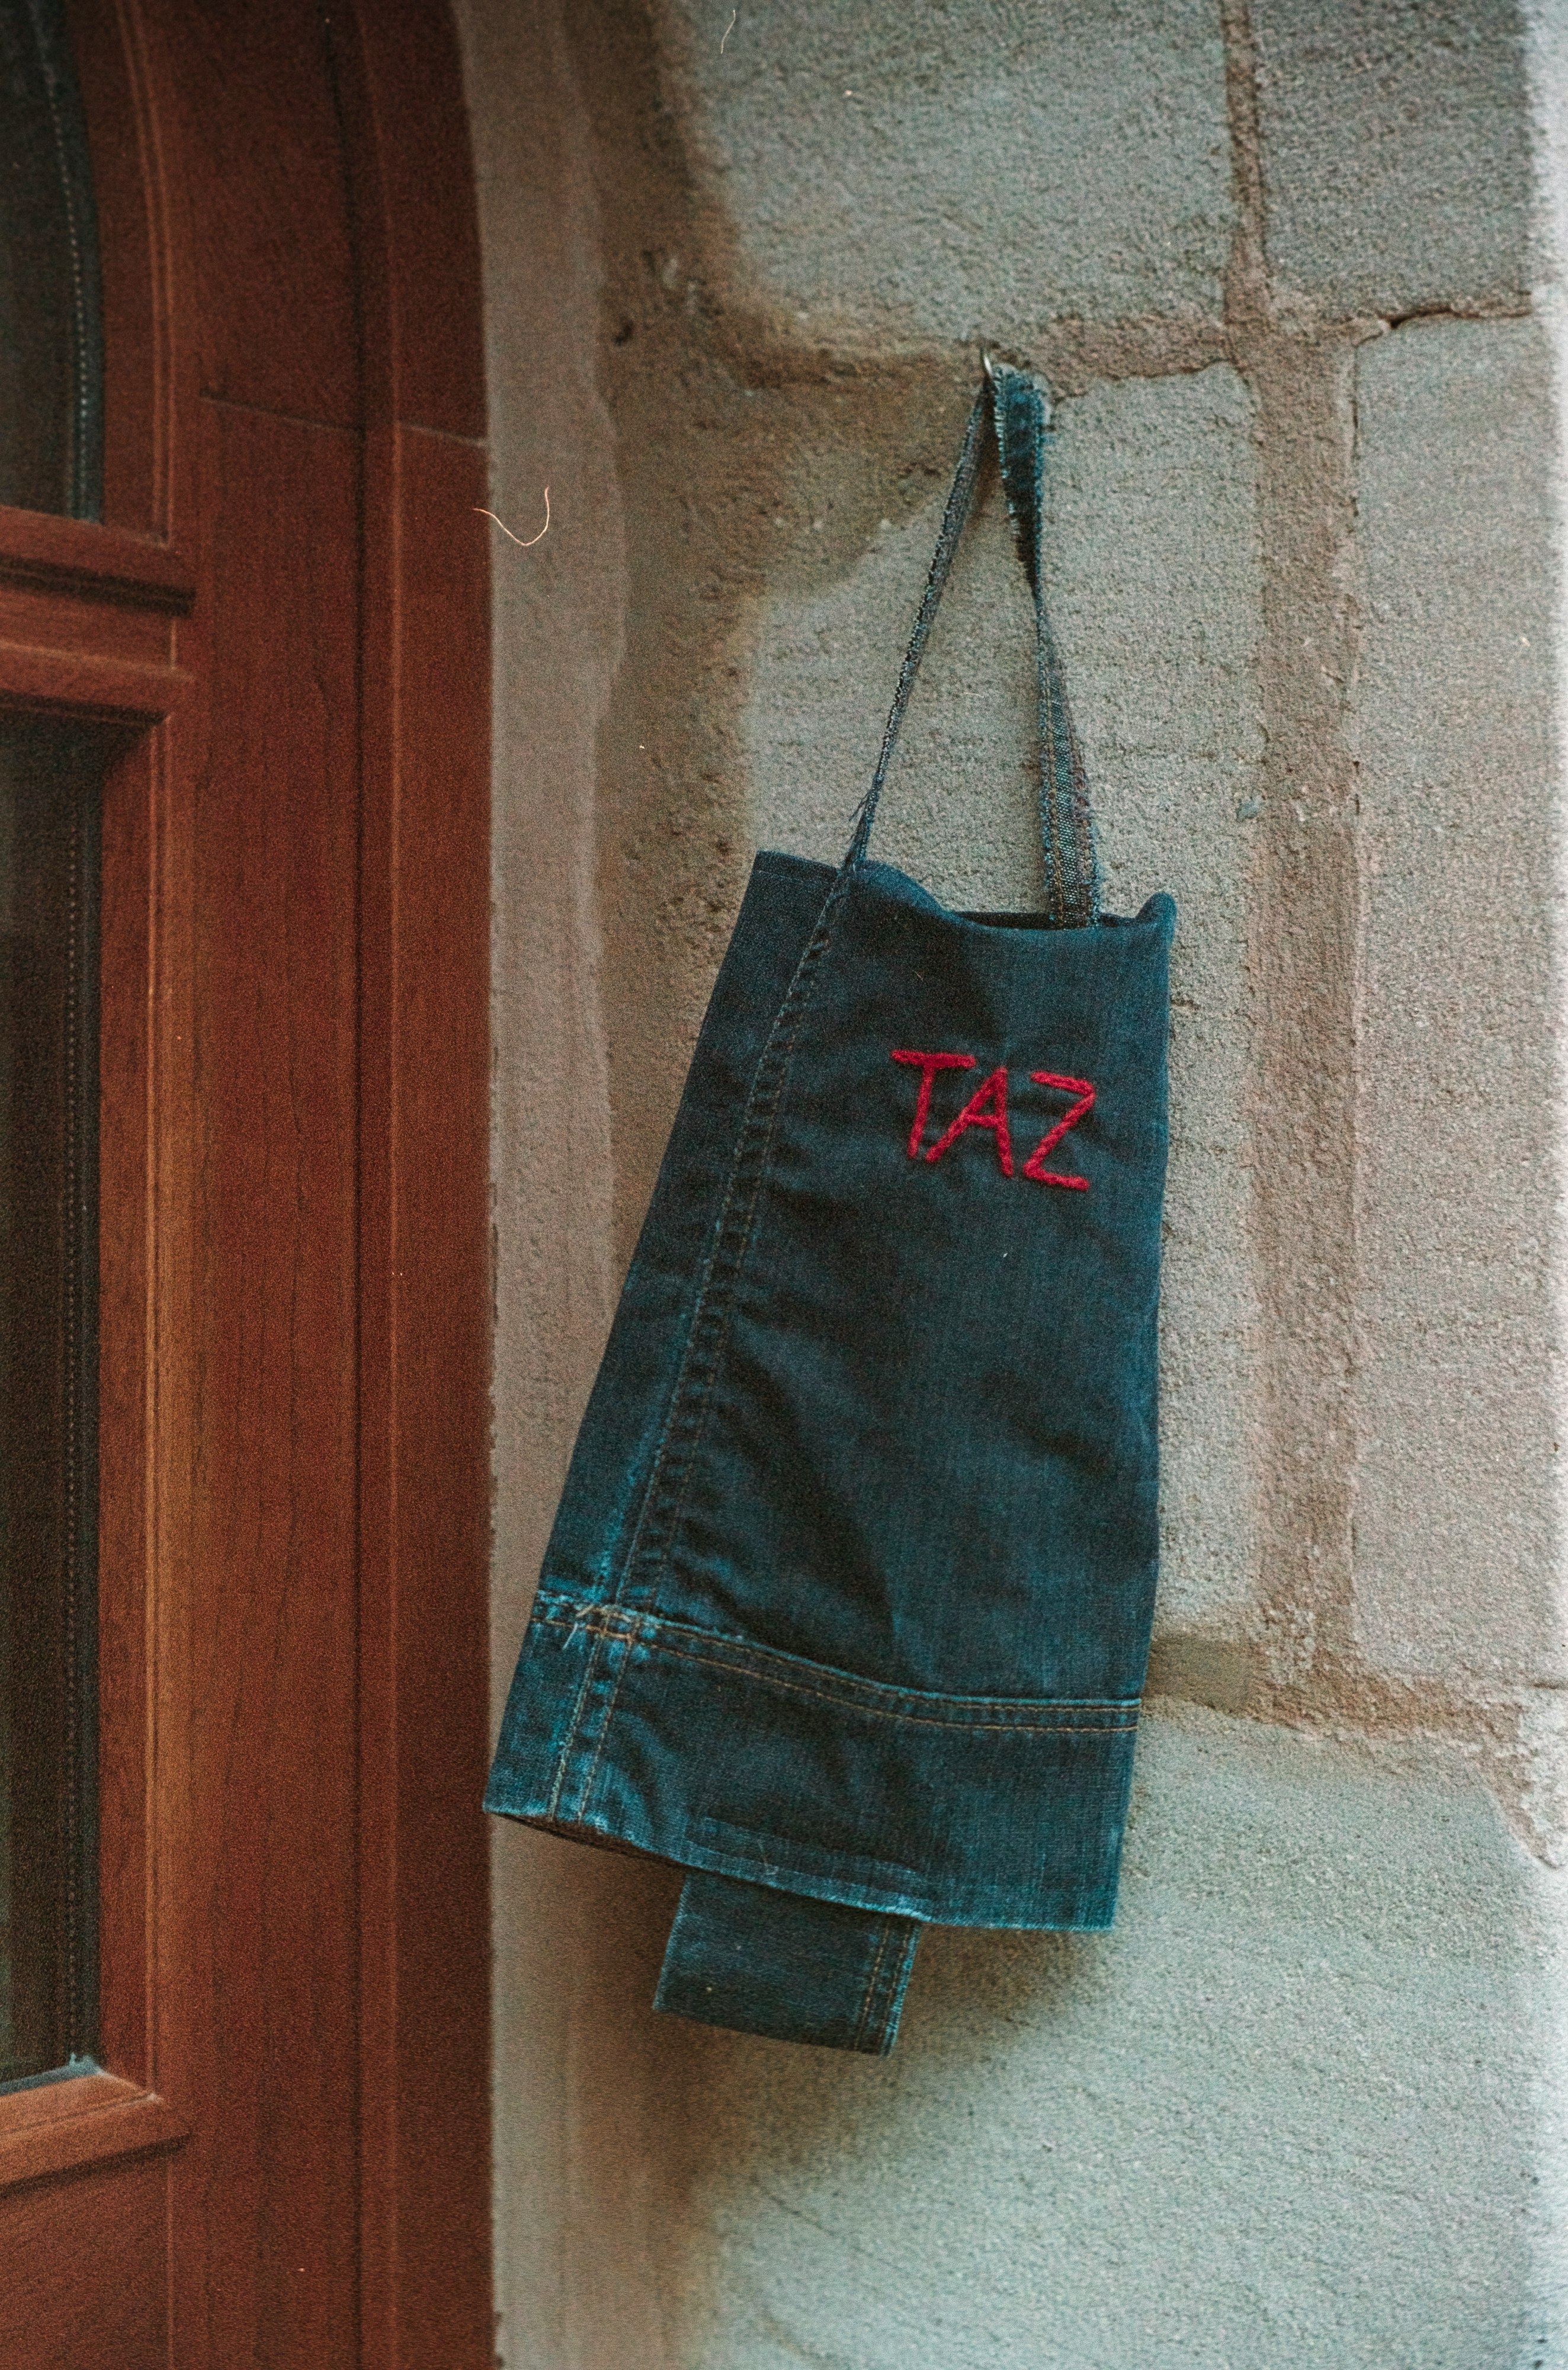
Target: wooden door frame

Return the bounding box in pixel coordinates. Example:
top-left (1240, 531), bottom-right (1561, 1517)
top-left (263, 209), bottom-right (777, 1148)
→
top-left (0, 3), bottom-right (492, 2361)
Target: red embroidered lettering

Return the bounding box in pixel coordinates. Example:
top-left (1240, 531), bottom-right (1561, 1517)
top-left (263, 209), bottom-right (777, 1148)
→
top-left (1023, 1072), bottom-right (1095, 1190)
top-left (926, 1066), bottom-right (1014, 1176)
top-left (890, 1049), bottom-right (976, 1158)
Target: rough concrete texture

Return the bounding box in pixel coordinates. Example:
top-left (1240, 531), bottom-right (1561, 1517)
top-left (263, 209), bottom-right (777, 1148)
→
top-left (1352, 315), bottom-right (1565, 1686)
top-left (668, 1710), bottom-right (1568, 2368)
top-left (467, 0), bottom-right (624, 2335)
top-left (476, 0), bottom-right (618, 1654)
top-left (1252, 0), bottom-right (1533, 320)
top-left (659, 0), bottom-right (1236, 344)
top-left (746, 366), bottom-right (1265, 1636)
top-left (493, 1712), bottom-right (1568, 2368)
top-left (463, 0), bottom-right (1568, 2359)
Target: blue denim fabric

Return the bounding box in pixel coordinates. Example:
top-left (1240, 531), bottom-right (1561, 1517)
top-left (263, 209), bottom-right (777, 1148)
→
top-left (655, 1871), bottom-right (919, 2055)
top-left (487, 370), bottom-right (1174, 2053)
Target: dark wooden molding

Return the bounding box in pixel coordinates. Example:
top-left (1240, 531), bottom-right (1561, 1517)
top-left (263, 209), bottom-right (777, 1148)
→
top-left (0, 508), bottom-right (194, 611)
top-left (0, 641), bottom-right (190, 717)
top-left (0, 2074), bottom-right (188, 2198)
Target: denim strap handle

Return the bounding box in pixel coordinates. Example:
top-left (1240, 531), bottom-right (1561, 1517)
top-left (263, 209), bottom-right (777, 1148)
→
top-left (844, 363), bottom-right (1100, 928)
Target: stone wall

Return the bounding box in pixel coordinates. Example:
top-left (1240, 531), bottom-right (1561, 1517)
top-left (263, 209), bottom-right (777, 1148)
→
top-left (462, 1), bottom-right (1568, 2360)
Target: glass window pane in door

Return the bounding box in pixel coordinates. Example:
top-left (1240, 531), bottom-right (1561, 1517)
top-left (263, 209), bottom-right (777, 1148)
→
top-left (0, 718), bottom-right (102, 2088)
top-left (0, 0), bottom-right (104, 518)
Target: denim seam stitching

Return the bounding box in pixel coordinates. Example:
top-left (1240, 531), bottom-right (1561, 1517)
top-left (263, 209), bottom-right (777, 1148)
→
top-left (535, 1621), bottom-right (1137, 1735)
top-left (642, 894), bottom-right (846, 1580)
top-left (590, 1639), bottom-right (1136, 1735)
top-left (614, 875), bottom-right (849, 1610)
top-left (533, 1599), bottom-right (1138, 1724)
top-left (534, 1602), bottom-right (1137, 1731)
top-left (569, 1628), bottom-right (633, 1824)
top-left (874, 1925), bottom-right (918, 2051)
top-left (867, 1923), bottom-right (918, 2053)
top-left (544, 1625), bottom-right (611, 1823)
top-left (852, 1918), bottom-right (897, 2051)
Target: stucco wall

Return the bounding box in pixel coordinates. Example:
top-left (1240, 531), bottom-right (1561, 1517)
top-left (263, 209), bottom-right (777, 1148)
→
top-left (462, 1), bottom-right (1568, 2361)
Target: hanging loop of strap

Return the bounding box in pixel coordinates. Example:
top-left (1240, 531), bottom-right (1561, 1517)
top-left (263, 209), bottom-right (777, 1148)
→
top-left (844, 362), bottom-right (1100, 929)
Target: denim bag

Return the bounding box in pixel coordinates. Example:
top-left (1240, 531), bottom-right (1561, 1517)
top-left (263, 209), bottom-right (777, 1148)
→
top-left (488, 367), bottom-right (1175, 2054)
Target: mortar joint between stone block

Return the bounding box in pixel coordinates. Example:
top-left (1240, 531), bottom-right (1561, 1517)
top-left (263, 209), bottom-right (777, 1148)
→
top-left (1219, 0), bottom-right (1268, 335)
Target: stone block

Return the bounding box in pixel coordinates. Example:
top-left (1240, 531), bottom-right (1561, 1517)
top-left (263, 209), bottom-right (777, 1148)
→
top-left (1351, 315), bottom-right (1564, 1684)
top-left (746, 365), bottom-right (1265, 1635)
top-left (659, 0), bottom-right (1235, 339)
top-left (1253, 0), bottom-right (1532, 318)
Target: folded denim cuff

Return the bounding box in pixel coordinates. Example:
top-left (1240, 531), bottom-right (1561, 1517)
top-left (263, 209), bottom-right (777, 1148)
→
top-left (489, 1593), bottom-right (1138, 1928)
top-left (654, 1869), bottom-right (921, 2055)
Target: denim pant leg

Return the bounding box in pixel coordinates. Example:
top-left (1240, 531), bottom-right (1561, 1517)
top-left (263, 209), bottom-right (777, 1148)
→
top-left (655, 1871), bottom-right (921, 2055)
